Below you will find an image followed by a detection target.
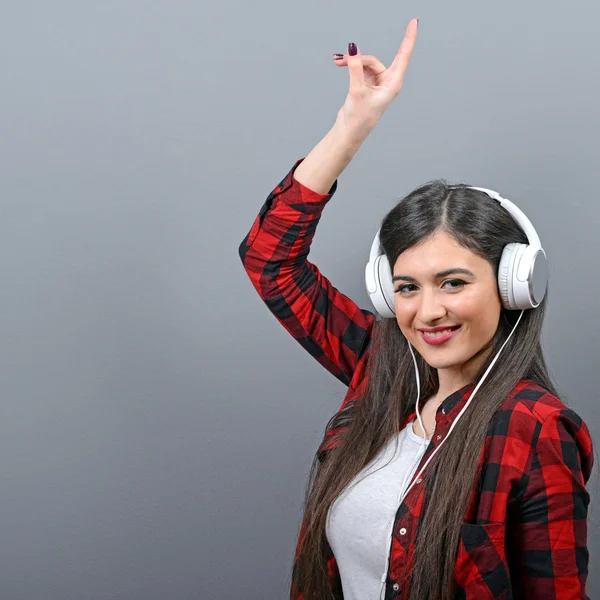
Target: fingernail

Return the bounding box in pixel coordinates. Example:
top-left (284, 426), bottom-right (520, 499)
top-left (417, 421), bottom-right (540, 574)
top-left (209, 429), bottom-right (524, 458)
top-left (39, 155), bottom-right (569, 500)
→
top-left (348, 42), bottom-right (357, 56)
top-left (333, 54), bottom-right (344, 60)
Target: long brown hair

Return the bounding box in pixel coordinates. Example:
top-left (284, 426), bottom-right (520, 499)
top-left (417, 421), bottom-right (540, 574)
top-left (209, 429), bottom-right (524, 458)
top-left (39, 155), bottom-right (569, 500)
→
top-left (290, 180), bottom-right (586, 599)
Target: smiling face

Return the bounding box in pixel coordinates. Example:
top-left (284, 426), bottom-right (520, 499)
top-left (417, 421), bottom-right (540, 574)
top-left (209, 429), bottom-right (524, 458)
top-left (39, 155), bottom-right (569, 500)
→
top-left (392, 230), bottom-right (502, 379)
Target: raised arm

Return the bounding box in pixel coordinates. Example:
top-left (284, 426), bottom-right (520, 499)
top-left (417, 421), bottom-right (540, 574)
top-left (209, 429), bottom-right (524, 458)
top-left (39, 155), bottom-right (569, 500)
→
top-left (238, 120), bottom-right (376, 386)
top-left (239, 20), bottom-right (419, 386)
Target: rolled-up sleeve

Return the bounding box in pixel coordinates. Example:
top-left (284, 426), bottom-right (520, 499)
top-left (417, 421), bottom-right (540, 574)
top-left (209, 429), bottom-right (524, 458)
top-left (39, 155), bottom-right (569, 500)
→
top-left (238, 157), bottom-right (376, 387)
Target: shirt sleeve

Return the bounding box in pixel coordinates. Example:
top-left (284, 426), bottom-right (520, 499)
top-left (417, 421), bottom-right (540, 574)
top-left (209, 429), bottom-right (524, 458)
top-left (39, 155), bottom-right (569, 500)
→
top-left (238, 157), bottom-right (376, 387)
top-left (513, 407), bottom-right (594, 599)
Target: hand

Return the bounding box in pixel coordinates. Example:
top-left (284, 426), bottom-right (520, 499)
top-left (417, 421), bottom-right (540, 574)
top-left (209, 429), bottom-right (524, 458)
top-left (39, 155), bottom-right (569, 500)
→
top-left (333, 18), bottom-right (419, 139)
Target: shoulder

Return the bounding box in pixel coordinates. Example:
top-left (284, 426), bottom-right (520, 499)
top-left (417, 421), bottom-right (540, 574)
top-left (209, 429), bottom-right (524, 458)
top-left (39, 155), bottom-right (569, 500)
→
top-left (497, 378), bottom-right (589, 431)
top-left (489, 379), bottom-right (594, 482)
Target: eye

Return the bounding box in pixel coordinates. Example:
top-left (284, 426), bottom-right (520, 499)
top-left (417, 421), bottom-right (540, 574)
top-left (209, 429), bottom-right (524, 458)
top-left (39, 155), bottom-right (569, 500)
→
top-left (442, 279), bottom-right (466, 290)
top-left (395, 283), bottom-right (417, 294)
top-left (394, 279), bottom-right (467, 294)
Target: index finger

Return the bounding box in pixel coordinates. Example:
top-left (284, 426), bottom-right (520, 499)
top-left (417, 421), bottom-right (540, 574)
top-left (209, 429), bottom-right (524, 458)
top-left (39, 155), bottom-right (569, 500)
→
top-left (386, 18), bottom-right (419, 92)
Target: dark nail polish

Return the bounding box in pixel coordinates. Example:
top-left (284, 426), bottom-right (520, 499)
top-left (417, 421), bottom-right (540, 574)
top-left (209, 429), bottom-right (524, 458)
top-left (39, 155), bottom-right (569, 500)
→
top-left (348, 42), bottom-right (357, 56)
top-left (333, 54), bottom-right (344, 60)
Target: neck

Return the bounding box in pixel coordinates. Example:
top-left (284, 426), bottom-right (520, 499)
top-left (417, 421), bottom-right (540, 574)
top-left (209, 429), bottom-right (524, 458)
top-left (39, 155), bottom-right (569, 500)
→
top-left (435, 347), bottom-right (492, 401)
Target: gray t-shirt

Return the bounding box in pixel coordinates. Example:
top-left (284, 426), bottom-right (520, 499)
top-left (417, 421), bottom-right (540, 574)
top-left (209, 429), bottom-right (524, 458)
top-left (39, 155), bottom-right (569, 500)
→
top-left (325, 420), bottom-right (429, 600)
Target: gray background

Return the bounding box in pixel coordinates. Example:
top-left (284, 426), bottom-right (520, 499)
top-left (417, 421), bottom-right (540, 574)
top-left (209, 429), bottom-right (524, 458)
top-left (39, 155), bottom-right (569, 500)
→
top-left (1, 1), bottom-right (598, 598)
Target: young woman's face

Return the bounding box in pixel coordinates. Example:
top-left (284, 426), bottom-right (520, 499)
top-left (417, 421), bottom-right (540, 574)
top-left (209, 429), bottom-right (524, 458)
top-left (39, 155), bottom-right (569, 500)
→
top-left (392, 230), bottom-right (502, 372)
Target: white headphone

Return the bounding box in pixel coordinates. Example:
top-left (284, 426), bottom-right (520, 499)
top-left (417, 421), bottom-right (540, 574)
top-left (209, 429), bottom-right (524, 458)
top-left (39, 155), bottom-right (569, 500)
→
top-left (364, 186), bottom-right (549, 319)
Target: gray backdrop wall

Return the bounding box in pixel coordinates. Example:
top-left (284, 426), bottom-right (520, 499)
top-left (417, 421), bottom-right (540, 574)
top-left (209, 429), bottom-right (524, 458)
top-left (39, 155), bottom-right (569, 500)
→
top-left (1, 1), bottom-right (598, 599)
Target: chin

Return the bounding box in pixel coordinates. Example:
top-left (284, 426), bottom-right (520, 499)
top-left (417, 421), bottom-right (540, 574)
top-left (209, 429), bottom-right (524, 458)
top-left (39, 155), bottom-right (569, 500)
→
top-left (419, 353), bottom-right (464, 370)
top-left (427, 360), bottom-right (463, 370)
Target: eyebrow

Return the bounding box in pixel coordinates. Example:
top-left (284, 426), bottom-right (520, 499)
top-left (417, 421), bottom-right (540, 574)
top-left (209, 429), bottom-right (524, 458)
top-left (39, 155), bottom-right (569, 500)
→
top-left (392, 268), bottom-right (475, 282)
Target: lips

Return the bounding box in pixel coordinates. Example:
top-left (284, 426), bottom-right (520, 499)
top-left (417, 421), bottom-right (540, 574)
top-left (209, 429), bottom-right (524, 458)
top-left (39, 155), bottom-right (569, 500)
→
top-left (418, 325), bottom-right (461, 334)
top-left (419, 325), bottom-right (461, 346)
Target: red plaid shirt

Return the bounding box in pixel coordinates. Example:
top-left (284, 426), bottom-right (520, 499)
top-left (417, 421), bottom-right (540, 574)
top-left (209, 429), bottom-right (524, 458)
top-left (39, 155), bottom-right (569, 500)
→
top-left (238, 157), bottom-right (594, 599)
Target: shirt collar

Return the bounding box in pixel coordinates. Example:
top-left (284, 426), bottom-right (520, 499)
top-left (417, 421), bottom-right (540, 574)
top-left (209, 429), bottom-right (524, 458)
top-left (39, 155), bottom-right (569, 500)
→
top-left (436, 381), bottom-right (477, 416)
top-left (404, 381), bottom-right (477, 429)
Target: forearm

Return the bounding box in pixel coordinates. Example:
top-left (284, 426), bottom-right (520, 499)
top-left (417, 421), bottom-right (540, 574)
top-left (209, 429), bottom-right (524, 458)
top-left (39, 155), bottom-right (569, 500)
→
top-left (292, 118), bottom-right (370, 194)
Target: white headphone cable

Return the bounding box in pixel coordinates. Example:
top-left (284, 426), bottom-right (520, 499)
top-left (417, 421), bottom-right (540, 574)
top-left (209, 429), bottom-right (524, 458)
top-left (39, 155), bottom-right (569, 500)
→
top-left (403, 309), bottom-right (525, 504)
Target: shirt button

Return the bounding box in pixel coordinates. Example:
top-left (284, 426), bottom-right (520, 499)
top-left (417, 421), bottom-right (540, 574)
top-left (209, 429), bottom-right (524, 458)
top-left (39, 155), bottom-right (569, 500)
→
top-left (399, 527), bottom-right (406, 535)
top-left (416, 478), bottom-right (422, 483)
top-left (393, 583), bottom-right (400, 591)
top-left (441, 408), bottom-right (446, 414)
top-left (436, 435), bottom-right (442, 440)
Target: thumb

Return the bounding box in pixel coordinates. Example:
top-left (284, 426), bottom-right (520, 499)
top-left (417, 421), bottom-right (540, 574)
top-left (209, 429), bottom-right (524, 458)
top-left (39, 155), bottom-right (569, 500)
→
top-left (347, 42), bottom-right (365, 95)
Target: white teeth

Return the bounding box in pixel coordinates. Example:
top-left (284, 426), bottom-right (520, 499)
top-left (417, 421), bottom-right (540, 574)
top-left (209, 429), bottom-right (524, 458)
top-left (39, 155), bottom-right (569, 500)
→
top-left (422, 327), bottom-right (458, 337)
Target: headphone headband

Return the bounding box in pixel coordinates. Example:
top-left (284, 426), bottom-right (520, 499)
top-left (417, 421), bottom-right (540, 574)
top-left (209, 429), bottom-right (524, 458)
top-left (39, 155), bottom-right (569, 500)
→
top-left (465, 186), bottom-right (542, 249)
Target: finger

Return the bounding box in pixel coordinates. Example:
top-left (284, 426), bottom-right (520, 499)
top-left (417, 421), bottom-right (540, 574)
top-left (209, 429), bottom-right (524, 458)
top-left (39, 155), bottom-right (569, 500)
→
top-left (346, 43), bottom-right (366, 95)
top-left (386, 18), bottom-right (419, 93)
top-left (333, 54), bottom-right (387, 76)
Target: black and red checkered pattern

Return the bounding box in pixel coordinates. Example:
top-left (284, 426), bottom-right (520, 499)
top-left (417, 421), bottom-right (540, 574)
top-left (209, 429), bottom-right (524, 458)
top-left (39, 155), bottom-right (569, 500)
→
top-left (238, 157), bottom-right (594, 599)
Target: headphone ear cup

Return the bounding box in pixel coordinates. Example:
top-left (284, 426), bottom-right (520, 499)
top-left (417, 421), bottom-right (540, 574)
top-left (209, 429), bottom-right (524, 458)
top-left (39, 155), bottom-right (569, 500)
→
top-left (377, 254), bottom-right (396, 316)
top-left (498, 242), bottom-right (524, 310)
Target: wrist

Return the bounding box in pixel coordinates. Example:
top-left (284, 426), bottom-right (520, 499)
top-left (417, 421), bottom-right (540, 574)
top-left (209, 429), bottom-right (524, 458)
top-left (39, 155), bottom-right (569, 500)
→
top-left (331, 114), bottom-right (374, 151)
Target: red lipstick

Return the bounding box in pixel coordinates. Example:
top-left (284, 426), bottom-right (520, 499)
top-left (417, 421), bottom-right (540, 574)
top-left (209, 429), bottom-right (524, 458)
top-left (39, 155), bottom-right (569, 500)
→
top-left (419, 326), bottom-right (461, 346)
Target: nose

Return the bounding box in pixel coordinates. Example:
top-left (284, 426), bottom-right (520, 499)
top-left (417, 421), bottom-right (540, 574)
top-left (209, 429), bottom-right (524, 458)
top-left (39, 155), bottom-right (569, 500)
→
top-left (416, 286), bottom-right (447, 324)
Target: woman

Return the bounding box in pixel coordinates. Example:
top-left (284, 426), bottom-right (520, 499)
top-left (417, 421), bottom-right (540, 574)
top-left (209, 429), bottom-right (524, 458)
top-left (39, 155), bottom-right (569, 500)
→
top-left (238, 19), bottom-right (594, 600)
